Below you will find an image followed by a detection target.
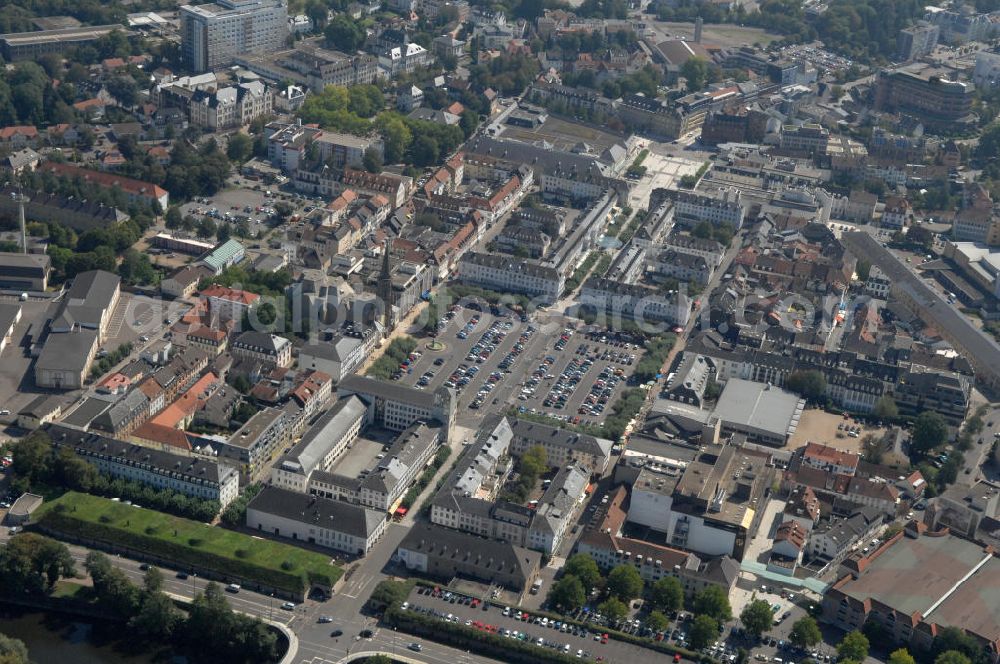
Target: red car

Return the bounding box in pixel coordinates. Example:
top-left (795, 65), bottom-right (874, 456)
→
top-left (674, 654), bottom-right (682, 663)
top-left (601, 634), bottom-right (609, 644)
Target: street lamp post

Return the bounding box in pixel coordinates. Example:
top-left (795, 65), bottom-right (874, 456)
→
top-left (191, 572), bottom-right (196, 598)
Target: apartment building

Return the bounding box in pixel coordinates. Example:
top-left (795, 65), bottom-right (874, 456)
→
top-left (47, 424), bottom-right (239, 508)
top-left (579, 277), bottom-right (691, 326)
top-left (674, 188), bottom-right (746, 230)
top-left (509, 419), bottom-right (612, 476)
top-left (181, 0), bottom-right (287, 73)
top-left (216, 406), bottom-right (287, 481)
top-left (230, 332), bottom-right (293, 368)
top-left (457, 252), bottom-right (565, 304)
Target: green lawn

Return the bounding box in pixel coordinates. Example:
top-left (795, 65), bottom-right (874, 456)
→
top-left (37, 492), bottom-right (342, 595)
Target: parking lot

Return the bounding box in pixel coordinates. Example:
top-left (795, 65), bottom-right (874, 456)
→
top-left (388, 306), bottom-right (553, 426)
top-left (404, 586), bottom-right (693, 664)
top-left (388, 307), bottom-right (648, 431)
top-left (513, 327), bottom-right (645, 427)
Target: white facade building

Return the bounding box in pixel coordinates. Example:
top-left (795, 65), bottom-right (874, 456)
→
top-left (48, 425), bottom-right (239, 509)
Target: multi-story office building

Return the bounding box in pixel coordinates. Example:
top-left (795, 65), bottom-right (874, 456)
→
top-left (338, 374), bottom-right (455, 436)
top-left (874, 64), bottom-right (976, 129)
top-left (181, 0), bottom-right (287, 73)
top-left (457, 252), bottom-right (564, 304)
top-left (780, 123), bottom-right (830, 156)
top-left (47, 424), bottom-right (240, 508)
top-left (897, 22), bottom-right (939, 61)
top-left (508, 419), bottom-right (612, 475)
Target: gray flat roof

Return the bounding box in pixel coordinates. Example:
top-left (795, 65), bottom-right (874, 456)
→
top-left (713, 378), bottom-right (804, 437)
top-left (34, 328), bottom-right (98, 374)
top-left (279, 395), bottom-right (366, 475)
top-left (0, 303), bottom-right (20, 334)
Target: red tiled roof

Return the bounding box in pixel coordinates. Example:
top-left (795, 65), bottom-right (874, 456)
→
top-left (0, 125), bottom-right (38, 139)
top-left (39, 161), bottom-right (167, 201)
top-left (200, 284), bottom-right (260, 306)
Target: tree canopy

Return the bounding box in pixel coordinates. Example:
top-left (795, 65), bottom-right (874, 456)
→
top-left (606, 564), bottom-right (643, 602)
top-left (789, 616), bottom-right (822, 648)
top-left (740, 599), bottom-right (774, 638)
top-left (693, 585), bottom-right (732, 622)
top-left (838, 631), bottom-right (870, 662)
top-left (912, 411), bottom-right (948, 455)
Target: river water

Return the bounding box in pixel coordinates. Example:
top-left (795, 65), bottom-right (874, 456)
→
top-left (0, 608), bottom-right (163, 664)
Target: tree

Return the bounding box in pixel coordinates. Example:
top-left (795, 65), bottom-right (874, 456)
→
top-left (324, 15), bottom-right (365, 52)
top-left (785, 370), bottom-right (827, 403)
top-left (363, 147), bottom-right (383, 173)
top-left (165, 206), bottom-right (183, 229)
top-left (789, 616), bottom-right (822, 648)
top-left (693, 585), bottom-right (732, 622)
top-left (597, 597), bottom-right (628, 624)
top-left (935, 652), bottom-right (972, 664)
top-left (931, 627), bottom-right (982, 662)
top-left (649, 577), bottom-right (683, 614)
top-left (692, 220), bottom-right (713, 239)
top-left (912, 411), bottom-right (948, 455)
top-left (129, 591), bottom-right (181, 641)
top-left (855, 259), bottom-right (872, 282)
top-left (681, 57), bottom-right (710, 92)
top-left (837, 631), bottom-right (870, 662)
top-left (143, 567), bottom-right (164, 594)
top-left (563, 554), bottom-right (602, 590)
top-left (740, 599), bottom-right (774, 639)
top-left (606, 564), bottom-right (643, 602)
top-left (10, 430), bottom-right (53, 486)
top-left (0, 633), bottom-right (29, 664)
top-left (690, 614), bottom-right (719, 650)
top-left (226, 133), bottom-right (253, 164)
top-left (410, 134), bottom-right (440, 166)
top-left (647, 610), bottom-right (670, 633)
top-left (874, 396), bottom-right (898, 421)
top-left (106, 76), bottom-right (139, 108)
top-left (548, 575), bottom-right (587, 612)
top-left (889, 648), bottom-right (917, 664)
top-left (0, 533), bottom-right (75, 594)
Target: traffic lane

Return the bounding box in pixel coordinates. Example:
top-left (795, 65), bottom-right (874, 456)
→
top-left (405, 592), bottom-right (680, 664)
top-left (0, 532), bottom-right (295, 625)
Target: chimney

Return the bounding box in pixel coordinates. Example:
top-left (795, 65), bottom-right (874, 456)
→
top-left (694, 17), bottom-right (703, 44)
